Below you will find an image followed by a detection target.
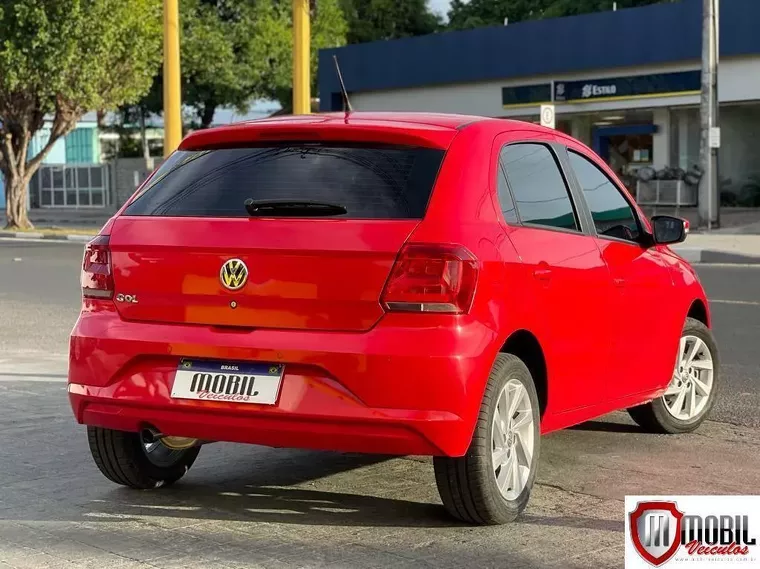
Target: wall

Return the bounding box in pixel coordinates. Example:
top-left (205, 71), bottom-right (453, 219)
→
top-left (669, 102), bottom-right (760, 194)
top-left (65, 127), bottom-right (101, 164)
top-left (718, 104), bottom-right (760, 193)
top-left (671, 108), bottom-right (701, 171)
top-left (29, 127), bottom-right (66, 163)
top-left (110, 157), bottom-right (163, 207)
top-left (719, 56), bottom-right (760, 103)
top-left (349, 56), bottom-right (760, 121)
top-left (652, 108), bottom-right (671, 169)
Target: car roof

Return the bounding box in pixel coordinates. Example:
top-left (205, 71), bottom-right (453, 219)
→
top-left (180, 112), bottom-right (554, 151)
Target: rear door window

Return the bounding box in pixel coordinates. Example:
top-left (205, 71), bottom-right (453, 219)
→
top-left (500, 143), bottom-right (579, 232)
top-left (124, 145), bottom-right (445, 219)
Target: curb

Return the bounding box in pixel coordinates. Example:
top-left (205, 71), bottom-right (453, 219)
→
top-left (673, 247), bottom-right (760, 265)
top-left (0, 231), bottom-right (95, 243)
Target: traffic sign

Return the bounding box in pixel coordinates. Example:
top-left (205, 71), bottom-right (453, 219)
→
top-left (540, 105), bottom-right (556, 129)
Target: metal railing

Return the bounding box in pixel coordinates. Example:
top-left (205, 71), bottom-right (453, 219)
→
top-left (635, 180), bottom-right (697, 207)
top-left (32, 164), bottom-right (110, 208)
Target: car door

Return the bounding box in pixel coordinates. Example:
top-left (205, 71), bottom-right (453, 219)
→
top-left (563, 146), bottom-right (682, 400)
top-left (494, 137), bottom-right (617, 412)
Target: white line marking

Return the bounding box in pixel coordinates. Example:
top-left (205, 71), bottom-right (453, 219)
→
top-left (710, 299), bottom-right (760, 306)
top-left (0, 378), bottom-right (67, 384)
top-left (0, 237), bottom-right (83, 245)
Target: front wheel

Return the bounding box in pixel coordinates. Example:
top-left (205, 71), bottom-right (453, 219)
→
top-left (434, 354), bottom-right (541, 525)
top-left (628, 317), bottom-right (719, 434)
top-left (87, 427), bottom-right (200, 489)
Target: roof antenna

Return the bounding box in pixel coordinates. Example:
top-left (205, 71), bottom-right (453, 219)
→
top-left (332, 55), bottom-right (353, 113)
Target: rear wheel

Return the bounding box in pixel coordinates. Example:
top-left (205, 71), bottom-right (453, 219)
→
top-left (434, 354), bottom-right (540, 525)
top-left (87, 427), bottom-right (200, 489)
top-left (628, 317), bottom-right (719, 434)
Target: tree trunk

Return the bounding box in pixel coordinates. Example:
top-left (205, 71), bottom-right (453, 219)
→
top-left (200, 100), bottom-right (216, 129)
top-left (4, 173), bottom-right (33, 230)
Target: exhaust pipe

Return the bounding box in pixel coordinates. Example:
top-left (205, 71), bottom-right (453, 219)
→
top-left (141, 427), bottom-right (199, 450)
top-left (141, 427), bottom-right (161, 444)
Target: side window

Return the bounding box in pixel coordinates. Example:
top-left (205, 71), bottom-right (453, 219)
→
top-left (568, 151), bottom-right (640, 242)
top-left (500, 143), bottom-right (579, 231)
top-left (496, 160), bottom-right (519, 224)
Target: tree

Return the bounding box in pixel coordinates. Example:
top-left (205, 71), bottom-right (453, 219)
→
top-left (543, 0), bottom-right (673, 18)
top-left (0, 0), bottom-right (161, 229)
top-left (339, 0), bottom-right (442, 44)
top-left (181, 0), bottom-right (272, 129)
top-left (126, 0), bottom-right (347, 131)
top-left (448, 0), bottom-right (670, 29)
top-left (255, 0), bottom-right (348, 112)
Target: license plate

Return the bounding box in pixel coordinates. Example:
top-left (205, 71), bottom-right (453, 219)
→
top-left (171, 359), bottom-right (283, 405)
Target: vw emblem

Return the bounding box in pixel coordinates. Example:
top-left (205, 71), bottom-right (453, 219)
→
top-left (220, 258), bottom-right (248, 291)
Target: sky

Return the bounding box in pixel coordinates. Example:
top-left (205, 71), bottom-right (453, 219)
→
top-left (428, 0), bottom-right (453, 18)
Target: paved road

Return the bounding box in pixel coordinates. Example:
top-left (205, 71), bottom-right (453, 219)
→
top-left (0, 239), bottom-right (758, 568)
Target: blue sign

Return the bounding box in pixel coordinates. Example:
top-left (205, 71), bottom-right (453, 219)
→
top-left (502, 83), bottom-right (553, 108)
top-left (554, 70), bottom-right (701, 103)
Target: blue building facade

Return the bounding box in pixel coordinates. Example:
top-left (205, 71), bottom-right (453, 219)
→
top-left (319, 0), bottom-right (758, 106)
top-left (318, 0), bottom-right (760, 199)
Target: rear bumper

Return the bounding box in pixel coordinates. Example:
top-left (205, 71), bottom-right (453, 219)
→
top-left (68, 305), bottom-right (498, 456)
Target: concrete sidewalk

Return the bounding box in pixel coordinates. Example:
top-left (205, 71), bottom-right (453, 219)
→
top-left (673, 233), bottom-right (760, 264)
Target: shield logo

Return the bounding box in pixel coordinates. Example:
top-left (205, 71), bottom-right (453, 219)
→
top-left (629, 501), bottom-right (684, 566)
top-left (220, 259), bottom-right (248, 291)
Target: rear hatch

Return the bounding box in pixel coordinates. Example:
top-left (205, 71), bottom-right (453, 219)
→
top-left (109, 137), bottom-right (446, 331)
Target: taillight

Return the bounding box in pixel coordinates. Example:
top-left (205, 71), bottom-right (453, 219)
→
top-left (381, 244), bottom-right (478, 314)
top-left (81, 235), bottom-right (114, 299)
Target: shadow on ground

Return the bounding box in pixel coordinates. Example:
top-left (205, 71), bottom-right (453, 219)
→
top-left (569, 420), bottom-right (643, 434)
top-left (0, 445), bottom-right (620, 534)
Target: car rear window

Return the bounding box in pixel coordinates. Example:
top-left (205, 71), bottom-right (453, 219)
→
top-left (124, 144), bottom-right (445, 219)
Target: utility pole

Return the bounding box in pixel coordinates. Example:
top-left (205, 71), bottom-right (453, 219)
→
top-left (292, 0), bottom-right (311, 115)
top-left (698, 0), bottom-right (719, 229)
top-left (163, 0), bottom-right (182, 157)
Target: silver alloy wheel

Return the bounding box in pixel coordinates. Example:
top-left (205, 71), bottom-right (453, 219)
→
top-left (664, 334), bottom-right (714, 420)
top-left (491, 378), bottom-right (535, 501)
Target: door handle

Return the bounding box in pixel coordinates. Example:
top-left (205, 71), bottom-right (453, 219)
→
top-left (533, 268), bottom-right (552, 281)
top-left (613, 277), bottom-right (625, 287)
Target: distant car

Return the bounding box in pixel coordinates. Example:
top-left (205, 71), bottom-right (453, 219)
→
top-left (69, 112), bottom-right (718, 524)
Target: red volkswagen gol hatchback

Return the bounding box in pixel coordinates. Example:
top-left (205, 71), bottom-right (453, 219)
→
top-left (69, 112), bottom-right (718, 524)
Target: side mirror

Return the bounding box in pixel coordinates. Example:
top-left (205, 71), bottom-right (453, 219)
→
top-left (651, 215), bottom-right (689, 245)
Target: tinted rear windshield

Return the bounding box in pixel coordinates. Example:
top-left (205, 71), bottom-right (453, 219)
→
top-left (124, 144), bottom-right (445, 219)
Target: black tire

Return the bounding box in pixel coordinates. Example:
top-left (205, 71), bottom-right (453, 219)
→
top-left (628, 318), bottom-right (719, 434)
top-left (87, 427), bottom-right (200, 489)
top-left (434, 354), bottom-right (541, 525)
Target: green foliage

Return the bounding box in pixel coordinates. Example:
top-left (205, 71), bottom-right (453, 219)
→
top-left (181, 0), bottom-right (272, 127)
top-left (339, 0), bottom-right (441, 44)
top-left (254, 0), bottom-right (348, 113)
top-left (0, 0), bottom-right (161, 119)
top-left (0, 0), bottom-right (162, 228)
top-left (448, 0), bottom-right (671, 29)
top-left (127, 0), bottom-right (347, 128)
